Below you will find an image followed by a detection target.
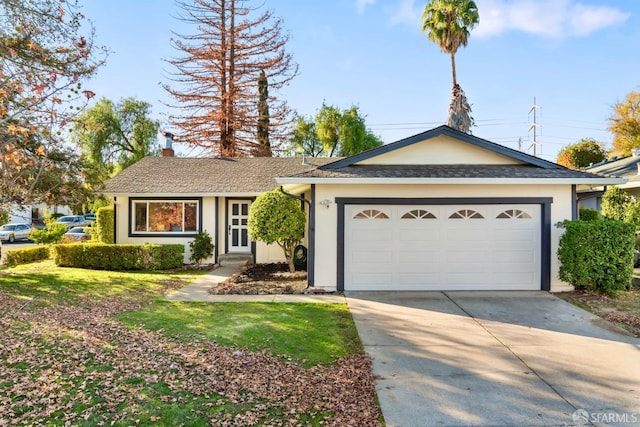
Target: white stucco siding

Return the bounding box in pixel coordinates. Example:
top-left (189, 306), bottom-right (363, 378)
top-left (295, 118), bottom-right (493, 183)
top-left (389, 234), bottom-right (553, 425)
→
top-left (357, 135), bottom-right (524, 166)
top-left (312, 184), bottom-right (574, 292)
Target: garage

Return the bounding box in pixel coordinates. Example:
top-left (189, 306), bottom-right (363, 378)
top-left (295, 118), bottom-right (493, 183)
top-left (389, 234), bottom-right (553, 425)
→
top-left (344, 203), bottom-right (541, 291)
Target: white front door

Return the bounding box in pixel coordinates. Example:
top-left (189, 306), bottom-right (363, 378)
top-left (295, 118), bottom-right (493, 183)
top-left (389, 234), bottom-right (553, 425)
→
top-left (228, 200), bottom-right (251, 252)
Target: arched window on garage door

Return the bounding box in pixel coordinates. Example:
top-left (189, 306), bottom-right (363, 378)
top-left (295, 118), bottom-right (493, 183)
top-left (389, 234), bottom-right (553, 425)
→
top-left (353, 209), bottom-right (390, 219)
top-left (449, 209), bottom-right (484, 219)
top-left (401, 209), bottom-right (437, 219)
top-left (496, 209), bottom-right (532, 219)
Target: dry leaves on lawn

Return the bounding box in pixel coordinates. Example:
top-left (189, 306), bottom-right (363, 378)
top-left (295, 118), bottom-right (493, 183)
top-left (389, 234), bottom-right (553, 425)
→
top-left (0, 289), bottom-right (381, 426)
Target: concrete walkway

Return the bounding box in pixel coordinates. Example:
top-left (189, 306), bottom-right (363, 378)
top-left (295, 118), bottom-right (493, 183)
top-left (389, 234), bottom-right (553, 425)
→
top-left (165, 265), bottom-right (346, 303)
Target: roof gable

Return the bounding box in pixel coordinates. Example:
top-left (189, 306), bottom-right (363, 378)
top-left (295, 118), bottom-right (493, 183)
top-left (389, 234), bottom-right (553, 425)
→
top-left (322, 125), bottom-right (562, 170)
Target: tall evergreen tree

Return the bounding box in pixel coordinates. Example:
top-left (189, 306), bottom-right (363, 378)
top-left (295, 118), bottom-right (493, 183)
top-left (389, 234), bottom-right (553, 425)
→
top-left (164, 0), bottom-right (297, 157)
top-left (254, 69), bottom-right (271, 156)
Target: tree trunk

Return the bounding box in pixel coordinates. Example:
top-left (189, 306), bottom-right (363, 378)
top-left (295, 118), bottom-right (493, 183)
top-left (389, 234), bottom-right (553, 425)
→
top-left (450, 52), bottom-right (457, 88)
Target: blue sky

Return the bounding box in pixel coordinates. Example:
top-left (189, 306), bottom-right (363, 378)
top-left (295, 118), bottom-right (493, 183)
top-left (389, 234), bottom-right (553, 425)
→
top-left (81, 0), bottom-right (639, 161)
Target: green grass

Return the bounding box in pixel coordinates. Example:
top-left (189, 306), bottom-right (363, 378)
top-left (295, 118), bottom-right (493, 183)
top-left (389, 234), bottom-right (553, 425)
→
top-left (0, 261), bottom-right (378, 425)
top-left (117, 301), bottom-right (363, 367)
top-left (0, 260), bottom-right (204, 304)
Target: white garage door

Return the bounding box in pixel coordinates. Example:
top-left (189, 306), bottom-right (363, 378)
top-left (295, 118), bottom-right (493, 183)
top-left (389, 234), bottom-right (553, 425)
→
top-left (344, 204), bottom-right (541, 291)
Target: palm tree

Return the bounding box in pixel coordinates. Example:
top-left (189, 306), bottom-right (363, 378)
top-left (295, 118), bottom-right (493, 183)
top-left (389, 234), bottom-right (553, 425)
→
top-left (421, 0), bottom-right (479, 133)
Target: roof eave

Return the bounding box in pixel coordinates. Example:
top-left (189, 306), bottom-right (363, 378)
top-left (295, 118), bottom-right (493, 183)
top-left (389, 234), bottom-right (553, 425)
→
top-left (276, 177), bottom-right (627, 185)
top-left (102, 191), bottom-right (266, 198)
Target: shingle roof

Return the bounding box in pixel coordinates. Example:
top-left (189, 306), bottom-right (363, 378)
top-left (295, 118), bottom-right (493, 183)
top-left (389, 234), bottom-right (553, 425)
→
top-left (101, 156), bottom-right (338, 195)
top-left (585, 155), bottom-right (640, 178)
top-left (288, 164), bottom-right (606, 180)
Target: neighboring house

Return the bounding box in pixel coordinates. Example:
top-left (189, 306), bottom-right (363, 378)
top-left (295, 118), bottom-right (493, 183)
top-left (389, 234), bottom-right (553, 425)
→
top-left (578, 150), bottom-right (640, 211)
top-left (4, 203), bottom-right (72, 226)
top-left (102, 125), bottom-right (621, 293)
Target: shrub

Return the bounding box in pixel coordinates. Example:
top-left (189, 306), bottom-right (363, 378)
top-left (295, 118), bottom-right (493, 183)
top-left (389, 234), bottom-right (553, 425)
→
top-left (4, 246), bottom-right (51, 266)
top-left (51, 243), bottom-right (184, 270)
top-left (248, 189), bottom-right (305, 273)
top-left (189, 230), bottom-right (214, 264)
top-left (29, 213), bottom-right (67, 244)
top-left (578, 208), bottom-right (600, 221)
top-left (557, 220), bottom-right (634, 296)
top-left (95, 206), bottom-right (114, 244)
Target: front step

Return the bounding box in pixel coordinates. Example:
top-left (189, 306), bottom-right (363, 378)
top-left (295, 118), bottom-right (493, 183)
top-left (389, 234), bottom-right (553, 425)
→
top-left (218, 253), bottom-right (253, 267)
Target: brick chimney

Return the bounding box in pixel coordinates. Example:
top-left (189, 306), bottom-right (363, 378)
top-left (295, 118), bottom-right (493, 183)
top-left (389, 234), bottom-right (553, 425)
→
top-left (162, 132), bottom-right (175, 157)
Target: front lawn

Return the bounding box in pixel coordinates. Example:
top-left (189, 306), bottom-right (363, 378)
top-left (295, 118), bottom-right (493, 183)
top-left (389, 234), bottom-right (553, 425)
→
top-left (0, 261), bottom-right (381, 426)
top-left (118, 302), bottom-right (362, 368)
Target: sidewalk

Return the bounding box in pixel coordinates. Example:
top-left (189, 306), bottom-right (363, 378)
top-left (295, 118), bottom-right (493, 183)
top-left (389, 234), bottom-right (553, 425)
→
top-left (165, 265), bottom-right (346, 303)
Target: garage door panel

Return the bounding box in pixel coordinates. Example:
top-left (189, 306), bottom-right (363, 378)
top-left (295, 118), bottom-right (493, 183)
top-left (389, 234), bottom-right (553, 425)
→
top-left (445, 272), bottom-right (490, 285)
top-left (494, 228), bottom-right (536, 241)
top-left (352, 250), bottom-right (393, 263)
top-left (397, 273), bottom-right (443, 285)
top-left (446, 228), bottom-right (490, 242)
top-left (350, 273), bottom-right (393, 287)
top-left (398, 250), bottom-right (441, 263)
top-left (493, 250), bottom-right (535, 263)
top-left (345, 204), bottom-right (541, 291)
top-left (493, 272), bottom-right (535, 285)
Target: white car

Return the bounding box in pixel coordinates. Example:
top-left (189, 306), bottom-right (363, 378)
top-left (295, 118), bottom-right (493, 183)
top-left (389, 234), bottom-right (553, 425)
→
top-left (0, 223), bottom-right (33, 242)
top-left (55, 215), bottom-right (87, 230)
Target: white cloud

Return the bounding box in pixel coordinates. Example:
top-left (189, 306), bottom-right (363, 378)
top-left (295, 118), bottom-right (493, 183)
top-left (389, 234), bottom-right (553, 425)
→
top-left (389, 0), bottom-right (421, 27)
top-left (356, 0), bottom-right (377, 15)
top-left (474, 0), bottom-right (629, 39)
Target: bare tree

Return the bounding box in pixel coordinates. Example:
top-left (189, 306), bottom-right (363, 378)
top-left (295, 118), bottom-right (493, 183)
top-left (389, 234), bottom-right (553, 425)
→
top-left (164, 0), bottom-right (297, 157)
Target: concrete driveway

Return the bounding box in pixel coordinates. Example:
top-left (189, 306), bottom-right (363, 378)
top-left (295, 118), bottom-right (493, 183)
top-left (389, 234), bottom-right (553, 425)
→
top-left (346, 291), bottom-right (640, 427)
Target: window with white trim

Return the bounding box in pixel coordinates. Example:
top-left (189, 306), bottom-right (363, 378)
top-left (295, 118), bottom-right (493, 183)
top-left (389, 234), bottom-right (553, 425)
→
top-left (132, 200), bottom-right (199, 233)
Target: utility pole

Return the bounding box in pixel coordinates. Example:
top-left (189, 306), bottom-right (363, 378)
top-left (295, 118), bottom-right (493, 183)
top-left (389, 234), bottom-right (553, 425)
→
top-left (528, 97), bottom-right (540, 156)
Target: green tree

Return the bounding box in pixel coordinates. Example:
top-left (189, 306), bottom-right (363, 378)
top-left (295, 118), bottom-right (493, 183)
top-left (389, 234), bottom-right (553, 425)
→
top-left (0, 0), bottom-right (105, 205)
top-left (600, 186), bottom-right (640, 229)
top-left (421, 0), bottom-right (479, 133)
top-left (0, 208), bottom-right (8, 225)
top-left (286, 116), bottom-right (323, 157)
top-left (248, 189), bottom-right (305, 273)
top-left (287, 104), bottom-right (383, 157)
top-left (556, 138), bottom-right (607, 169)
top-left (609, 90), bottom-right (640, 157)
top-left (72, 97), bottom-right (161, 205)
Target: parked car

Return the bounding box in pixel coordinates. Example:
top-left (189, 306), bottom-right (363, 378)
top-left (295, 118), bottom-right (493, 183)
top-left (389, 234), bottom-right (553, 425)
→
top-left (55, 215), bottom-right (87, 230)
top-left (63, 227), bottom-right (93, 242)
top-left (0, 223), bottom-right (33, 242)
top-left (84, 213), bottom-right (96, 223)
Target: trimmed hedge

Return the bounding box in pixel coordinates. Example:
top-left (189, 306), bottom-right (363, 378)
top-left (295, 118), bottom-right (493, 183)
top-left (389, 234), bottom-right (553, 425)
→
top-left (578, 207), bottom-right (600, 221)
top-left (51, 243), bottom-right (184, 270)
top-left (4, 245), bottom-right (52, 266)
top-left (557, 220), bottom-right (634, 296)
top-left (95, 206), bottom-right (114, 244)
